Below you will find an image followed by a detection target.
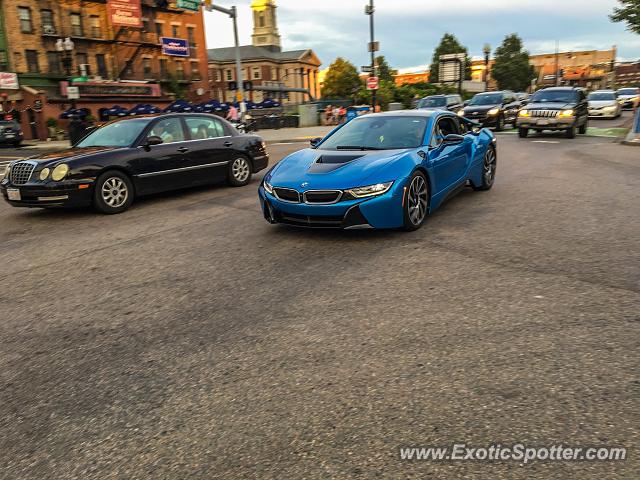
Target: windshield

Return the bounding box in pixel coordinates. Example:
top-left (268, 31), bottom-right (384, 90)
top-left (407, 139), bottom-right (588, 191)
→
top-left (617, 88), bottom-right (638, 96)
top-left (588, 92), bottom-right (616, 101)
top-left (531, 90), bottom-right (578, 103)
top-left (76, 119), bottom-right (150, 148)
top-left (320, 116), bottom-right (428, 150)
top-left (418, 97), bottom-right (446, 108)
top-left (468, 93), bottom-right (502, 106)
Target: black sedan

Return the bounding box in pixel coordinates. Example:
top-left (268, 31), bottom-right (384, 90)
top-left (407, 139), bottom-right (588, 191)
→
top-left (0, 113), bottom-right (269, 214)
top-left (0, 120), bottom-right (23, 147)
top-left (458, 91), bottom-right (522, 131)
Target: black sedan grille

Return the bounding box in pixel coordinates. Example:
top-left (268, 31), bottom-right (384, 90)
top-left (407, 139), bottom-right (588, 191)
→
top-left (273, 187), bottom-right (300, 203)
top-left (303, 190), bottom-right (342, 204)
top-left (10, 162), bottom-right (36, 185)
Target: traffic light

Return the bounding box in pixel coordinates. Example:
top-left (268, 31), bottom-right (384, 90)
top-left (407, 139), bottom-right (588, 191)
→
top-left (204, 0), bottom-right (213, 11)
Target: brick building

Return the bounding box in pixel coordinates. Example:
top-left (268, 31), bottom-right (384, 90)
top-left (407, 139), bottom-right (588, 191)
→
top-left (0, 0), bottom-right (209, 140)
top-left (207, 0), bottom-right (321, 105)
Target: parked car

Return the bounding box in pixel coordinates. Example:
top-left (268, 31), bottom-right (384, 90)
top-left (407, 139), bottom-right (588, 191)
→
top-left (1, 113), bottom-right (269, 214)
top-left (458, 91), bottom-right (521, 131)
top-left (515, 92), bottom-right (530, 104)
top-left (516, 87), bottom-right (589, 139)
top-left (417, 94), bottom-right (464, 112)
top-left (588, 90), bottom-right (622, 119)
top-left (259, 110), bottom-right (497, 231)
top-left (616, 87), bottom-right (640, 110)
top-left (0, 120), bottom-right (23, 147)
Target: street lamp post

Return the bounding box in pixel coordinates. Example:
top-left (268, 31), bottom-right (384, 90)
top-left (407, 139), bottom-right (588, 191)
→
top-left (483, 43), bottom-right (491, 92)
top-left (56, 37), bottom-right (76, 109)
top-left (365, 0), bottom-right (376, 111)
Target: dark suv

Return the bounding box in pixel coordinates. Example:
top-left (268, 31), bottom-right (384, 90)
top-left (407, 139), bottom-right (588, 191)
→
top-left (516, 87), bottom-right (589, 139)
top-left (458, 91), bottom-right (521, 131)
top-left (417, 94), bottom-right (464, 112)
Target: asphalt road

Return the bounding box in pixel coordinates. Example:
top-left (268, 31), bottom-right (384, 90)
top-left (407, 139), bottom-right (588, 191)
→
top-left (0, 135), bottom-right (638, 479)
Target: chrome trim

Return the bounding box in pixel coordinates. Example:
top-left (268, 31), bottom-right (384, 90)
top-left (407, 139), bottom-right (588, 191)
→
top-left (37, 195), bottom-right (69, 201)
top-left (302, 189), bottom-right (343, 205)
top-left (135, 161), bottom-right (229, 178)
top-left (9, 161), bottom-right (37, 185)
top-left (253, 155), bottom-right (269, 161)
top-left (272, 187), bottom-right (301, 204)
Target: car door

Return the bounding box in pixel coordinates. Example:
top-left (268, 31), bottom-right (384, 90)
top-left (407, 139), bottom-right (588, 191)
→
top-left (429, 116), bottom-right (471, 194)
top-left (182, 115), bottom-right (233, 185)
top-left (132, 116), bottom-right (191, 195)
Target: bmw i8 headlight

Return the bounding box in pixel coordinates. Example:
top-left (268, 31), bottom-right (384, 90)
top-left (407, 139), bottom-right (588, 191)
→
top-left (263, 180), bottom-right (274, 195)
top-left (51, 164), bottom-right (69, 182)
top-left (39, 168), bottom-right (50, 181)
top-left (345, 181), bottom-right (393, 199)
top-left (487, 107), bottom-right (500, 116)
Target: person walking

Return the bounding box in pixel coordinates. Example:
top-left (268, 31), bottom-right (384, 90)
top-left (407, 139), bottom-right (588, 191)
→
top-left (227, 104), bottom-right (239, 122)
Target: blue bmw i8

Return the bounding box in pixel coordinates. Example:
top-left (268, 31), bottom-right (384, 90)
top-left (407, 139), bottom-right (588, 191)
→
top-left (258, 110), bottom-right (497, 231)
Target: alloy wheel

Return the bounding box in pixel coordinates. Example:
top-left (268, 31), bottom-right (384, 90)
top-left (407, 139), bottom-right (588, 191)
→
top-left (483, 148), bottom-right (496, 186)
top-left (407, 175), bottom-right (428, 226)
top-left (232, 157), bottom-right (250, 182)
top-left (101, 177), bottom-right (129, 208)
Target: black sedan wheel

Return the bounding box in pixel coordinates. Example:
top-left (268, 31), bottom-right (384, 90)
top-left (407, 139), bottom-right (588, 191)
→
top-left (93, 171), bottom-right (134, 214)
top-left (403, 171), bottom-right (429, 231)
top-left (494, 115), bottom-right (504, 132)
top-left (473, 147), bottom-right (496, 191)
top-left (228, 156), bottom-right (252, 187)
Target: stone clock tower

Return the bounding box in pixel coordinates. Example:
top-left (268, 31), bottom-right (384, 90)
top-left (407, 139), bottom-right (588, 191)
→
top-left (251, 0), bottom-right (281, 52)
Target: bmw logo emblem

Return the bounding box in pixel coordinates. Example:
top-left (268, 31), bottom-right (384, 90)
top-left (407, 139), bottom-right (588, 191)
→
top-left (301, 182), bottom-right (309, 188)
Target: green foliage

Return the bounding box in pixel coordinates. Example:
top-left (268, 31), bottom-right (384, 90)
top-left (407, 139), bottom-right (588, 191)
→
top-left (610, 0), bottom-right (640, 34)
top-left (429, 33), bottom-right (472, 83)
top-left (375, 56), bottom-right (397, 83)
top-left (46, 117), bottom-right (58, 128)
top-left (321, 57), bottom-right (363, 100)
top-left (491, 34), bottom-right (535, 91)
top-left (163, 74), bottom-right (188, 99)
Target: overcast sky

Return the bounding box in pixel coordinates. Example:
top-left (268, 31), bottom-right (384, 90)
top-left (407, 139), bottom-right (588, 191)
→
top-left (204, 0), bottom-right (640, 72)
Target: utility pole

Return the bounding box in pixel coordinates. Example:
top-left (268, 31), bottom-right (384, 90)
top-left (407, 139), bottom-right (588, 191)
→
top-left (555, 40), bottom-right (560, 87)
top-left (205, 2), bottom-right (246, 120)
top-left (365, 0), bottom-right (376, 111)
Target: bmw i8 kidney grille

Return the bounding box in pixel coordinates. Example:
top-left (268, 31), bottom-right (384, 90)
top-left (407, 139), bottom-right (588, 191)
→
top-left (530, 110), bottom-right (559, 118)
top-left (273, 187), bottom-right (301, 203)
top-left (10, 162), bottom-right (36, 185)
top-left (303, 190), bottom-right (342, 204)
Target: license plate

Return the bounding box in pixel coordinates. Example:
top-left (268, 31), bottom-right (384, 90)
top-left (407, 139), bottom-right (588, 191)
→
top-left (537, 120), bottom-right (549, 126)
top-left (5, 133), bottom-right (14, 138)
top-left (7, 188), bottom-right (21, 201)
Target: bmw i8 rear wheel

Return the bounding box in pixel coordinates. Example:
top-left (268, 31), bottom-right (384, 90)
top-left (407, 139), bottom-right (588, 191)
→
top-left (473, 147), bottom-right (496, 191)
top-left (403, 171), bottom-right (429, 231)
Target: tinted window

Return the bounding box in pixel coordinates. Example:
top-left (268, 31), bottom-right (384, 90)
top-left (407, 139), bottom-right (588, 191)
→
top-left (588, 92), bottom-right (616, 101)
top-left (321, 116), bottom-right (428, 150)
top-left (468, 93), bottom-right (502, 106)
top-left (418, 97), bottom-right (446, 108)
top-left (76, 119), bottom-right (149, 148)
top-left (148, 118), bottom-right (185, 144)
top-left (531, 90), bottom-right (578, 103)
top-left (618, 88), bottom-right (638, 95)
top-left (185, 116), bottom-right (226, 139)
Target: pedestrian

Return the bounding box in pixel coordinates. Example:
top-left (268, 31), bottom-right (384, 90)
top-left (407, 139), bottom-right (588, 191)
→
top-left (324, 105), bottom-right (333, 125)
top-left (339, 106), bottom-right (347, 123)
top-left (227, 104), bottom-right (239, 122)
top-left (332, 105), bottom-right (341, 125)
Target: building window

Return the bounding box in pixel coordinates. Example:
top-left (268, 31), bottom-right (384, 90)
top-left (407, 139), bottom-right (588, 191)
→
top-left (155, 22), bottom-right (163, 38)
top-left (172, 25), bottom-right (179, 38)
top-left (47, 51), bottom-right (61, 74)
top-left (270, 67), bottom-right (277, 80)
top-left (90, 15), bottom-right (101, 38)
top-left (215, 69), bottom-right (222, 82)
top-left (41, 10), bottom-right (55, 35)
top-left (187, 27), bottom-right (195, 45)
top-left (143, 58), bottom-right (152, 77)
top-left (190, 61), bottom-right (200, 80)
top-left (124, 62), bottom-right (133, 76)
top-left (96, 54), bottom-right (107, 77)
top-left (25, 50), bottom-right (39, 73)
top-left (0, 52), bottom-right (8, 71)
top-left (19, 7), bottom-right (33, 34)
top-left (175, 61), bottom-right (184, 79)
top-left (159, 58), bottom-right (168, 77)
top-left (70, 13), bottom-right (83, 37)
top-left (76, 53), bottom-right (90, 76)
top-left (225, 69), bottom-right (233, 81)
top-left (252, 66), bottom-right (262, 80)
top-left (141, 18), bottom-right (149, 40)
top-left (258, 13), bottom-right (265, 28)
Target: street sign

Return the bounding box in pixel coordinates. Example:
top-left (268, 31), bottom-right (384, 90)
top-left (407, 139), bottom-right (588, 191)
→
top-left (368, 41), bottom-right (379, 53)
top-left (177, 0), bottom-right (200, 11)
top-left (160, 37), bottom-right (190, 57)
top-left (67, 86), bottom-right (80, 100)
top-left (71, 76), bottom-right (89, 83)
top-left (0, 72), bottom-right (19, 89)
top-left (107, 0), bottom-right (142, 28)
top-left (361, 66), bottom-right (373, 73)
top-left (367, 76), bottom-right (379, 91)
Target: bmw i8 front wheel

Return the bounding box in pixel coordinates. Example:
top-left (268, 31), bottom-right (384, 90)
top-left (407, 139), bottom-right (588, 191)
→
top-left (473, 147), bottom-right (496, 191)
top-left (403, 171), bottom-right (429, 231)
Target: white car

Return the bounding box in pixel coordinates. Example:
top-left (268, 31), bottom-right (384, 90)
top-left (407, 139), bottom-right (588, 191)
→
top-left (616, 87), bottom-right (640, 110)
top-left (587, 90), bottom-right (622, 119)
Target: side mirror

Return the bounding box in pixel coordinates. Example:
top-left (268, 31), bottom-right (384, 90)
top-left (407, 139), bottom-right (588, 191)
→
top-left (310, 137), bottom-right (322, 148)
top-left (463, 100), bottom-right (470, 106)
top-left (146, 135), bottom-right (163, 147)
top-left (442, 134), bottom-right (465, 146)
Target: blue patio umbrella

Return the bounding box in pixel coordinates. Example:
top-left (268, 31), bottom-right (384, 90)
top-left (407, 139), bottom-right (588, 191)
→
top-left (127, 104), bottom-right (152, 115)
top-left (106, 105), bottom-right (129, 117)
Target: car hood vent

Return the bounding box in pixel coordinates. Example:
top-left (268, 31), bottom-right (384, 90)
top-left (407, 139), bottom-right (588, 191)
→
top-left (308, 154), bottom-right (364, 173)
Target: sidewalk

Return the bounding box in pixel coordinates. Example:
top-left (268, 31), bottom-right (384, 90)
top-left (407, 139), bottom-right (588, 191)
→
top-left (22, 125), bottom-right (336, 150)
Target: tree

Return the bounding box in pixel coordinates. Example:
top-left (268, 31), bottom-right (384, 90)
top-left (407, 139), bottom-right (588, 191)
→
top-left (375, 56), bottom-right (397, 83)
top-left (429, 33), bottom-right (471, 83)
top-left (490, 34), bottom-right (535, 91)
top-left (321, 57), bottom-right (362, 99)
top-left (610, 0), bottom-right (640, 34)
